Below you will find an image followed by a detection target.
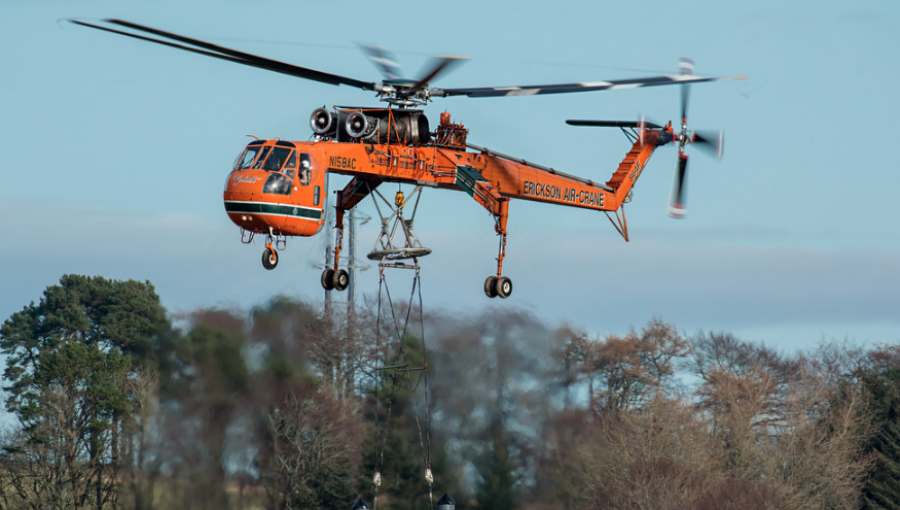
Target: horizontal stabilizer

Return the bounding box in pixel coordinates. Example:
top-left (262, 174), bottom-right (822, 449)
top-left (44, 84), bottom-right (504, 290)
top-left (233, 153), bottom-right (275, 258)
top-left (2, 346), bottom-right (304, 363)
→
top-left (566, 119), bottom-right (663, 129)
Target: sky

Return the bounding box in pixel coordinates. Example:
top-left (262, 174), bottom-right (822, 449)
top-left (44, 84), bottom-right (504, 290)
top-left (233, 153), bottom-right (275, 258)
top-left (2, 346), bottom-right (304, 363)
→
top-left (1, 0), bottom-right (898, 353)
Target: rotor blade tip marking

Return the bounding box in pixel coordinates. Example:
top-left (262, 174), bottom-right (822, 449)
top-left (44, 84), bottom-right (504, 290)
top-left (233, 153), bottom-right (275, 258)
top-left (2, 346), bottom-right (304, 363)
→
top-left (577, 81), bottom-right (613, 88)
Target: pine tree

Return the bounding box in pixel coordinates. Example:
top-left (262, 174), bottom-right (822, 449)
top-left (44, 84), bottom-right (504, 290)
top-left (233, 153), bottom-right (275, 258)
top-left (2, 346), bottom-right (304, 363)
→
top-left (475, 417), bottom-right (518, 510)
top-left (0, 274), bottom-right (172, 509)
top-left (862, 365), bottom-right (900, 510)
top-left (358, 332), bottom-right (433, 510)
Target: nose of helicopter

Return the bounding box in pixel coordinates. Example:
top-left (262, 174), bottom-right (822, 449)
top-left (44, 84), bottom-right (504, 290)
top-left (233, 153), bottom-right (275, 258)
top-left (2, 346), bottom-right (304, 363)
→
top-left (223, 165), bottom-right (324, 238)
top-left (223, 169), bottom-right (271, 231)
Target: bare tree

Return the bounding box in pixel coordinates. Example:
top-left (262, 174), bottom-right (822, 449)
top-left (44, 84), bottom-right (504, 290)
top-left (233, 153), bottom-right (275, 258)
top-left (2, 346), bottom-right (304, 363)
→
top-left (119, 367), bottom-right (162, 510)
top-left (689, 333), bottom-right (871, 509)
top-left (259, 387), bottom-right (363, 510)
top-left (773, 357), bottom-right (871, 510)
top-left (564, 318), bottom-right (687, 415)
top-left (688, 332), bottom-right (801, 478)
top-left (542, 398), bottom-right (722, 510)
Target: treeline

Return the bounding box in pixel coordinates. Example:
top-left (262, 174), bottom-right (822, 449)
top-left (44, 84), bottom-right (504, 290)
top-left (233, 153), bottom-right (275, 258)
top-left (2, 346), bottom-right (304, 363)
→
top-left (0, 275), bottom-right (898, 510)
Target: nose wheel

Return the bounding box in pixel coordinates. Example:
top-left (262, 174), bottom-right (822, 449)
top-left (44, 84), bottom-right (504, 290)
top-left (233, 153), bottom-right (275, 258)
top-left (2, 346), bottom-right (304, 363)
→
top-left (262, 246), bottom-right (278, 270)
top-left (260, 231), bottom-right (286, 270)
top-left (484, 275), bottom-right (513, 299)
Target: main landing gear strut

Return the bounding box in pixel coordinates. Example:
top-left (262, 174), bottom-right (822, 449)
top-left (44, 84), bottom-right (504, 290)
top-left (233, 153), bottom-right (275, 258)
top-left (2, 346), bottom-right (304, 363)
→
top-left (321, 206), bottom-right (351, 292)
top-left (483, 199), bottom-right (512, 299)
top-left (320, 208), bottom-right (349, 291)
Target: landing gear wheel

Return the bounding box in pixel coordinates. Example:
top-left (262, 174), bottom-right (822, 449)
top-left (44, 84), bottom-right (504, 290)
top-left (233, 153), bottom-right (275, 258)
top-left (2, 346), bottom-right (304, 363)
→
top-left (262, 247), bottom-right (278, 270)
top-left (321, 269), bottom-right (335, 290)
top-left (495, 276), bottom-right (513, 299)
top-left (333, 269), bottom-right (350, 291)
top-left (484, 276), bottom-right (498, 298)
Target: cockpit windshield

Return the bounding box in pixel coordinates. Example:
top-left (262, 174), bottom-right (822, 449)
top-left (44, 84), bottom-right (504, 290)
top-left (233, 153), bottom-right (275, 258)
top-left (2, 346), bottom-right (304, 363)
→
top-left (232, 144), bottom-right (299, 174)
top-left (234, 146), bottom-right (261, 171)
top-left (260, 147), bottom-right (294, 172)
top-left (251, 147), bottom-right (272, 169)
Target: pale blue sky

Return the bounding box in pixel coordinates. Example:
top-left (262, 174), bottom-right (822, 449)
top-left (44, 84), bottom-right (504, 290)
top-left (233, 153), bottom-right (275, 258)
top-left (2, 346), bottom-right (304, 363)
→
top-left (1, 0), bottom-right (898, 350)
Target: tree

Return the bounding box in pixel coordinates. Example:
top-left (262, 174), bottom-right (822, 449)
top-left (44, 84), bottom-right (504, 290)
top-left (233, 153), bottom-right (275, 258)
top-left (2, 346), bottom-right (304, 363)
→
top-left (688, 331), bottom-right (801, 478)
top-left (357, 331), bottom-right (434, 510)
top-left (865, 420), bottom-right (900, 510)
top-left (769, 344), bottom-right (870, 510)
top-left (861, 347), bottom-right (900, 510)
top-left (260, 387), bottom-right (361, 510)
top-left (119, 367), bottom-right (162, 510)
top-left (544, 399), bottom-right (722, 510)
top-left (543, 330), bottom-right (871, 510)
top-left (429, 308), bottom-right (567, 506)
top-left (157, 309), bottom-right (251, 509)
top-left (249, 296), bottom-right (373, 401)
top-left (0, 275), bottom-right (171, 510)
top-left (564, 318), bottom-right (687, 415)
top-left (475, 417), bottom-right (518, 510)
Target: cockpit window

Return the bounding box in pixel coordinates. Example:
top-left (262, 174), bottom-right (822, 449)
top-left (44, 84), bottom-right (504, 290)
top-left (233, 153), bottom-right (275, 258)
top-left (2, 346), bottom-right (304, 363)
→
top-left (262, 172), bottom-right (292, 196)
top-left (261, 147), bottom-right (293, 172)
top-left (299, 153), bottom-right (313, 186)
top-left (234, 146), bottom-right (261, 170)
top-left (283, 151), bottom-right (297, 179)
top-left (251, 146), bottom-right (272, 169)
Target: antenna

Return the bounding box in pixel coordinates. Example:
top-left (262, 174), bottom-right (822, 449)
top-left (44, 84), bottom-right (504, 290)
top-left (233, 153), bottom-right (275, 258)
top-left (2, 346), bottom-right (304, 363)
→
top-left (348, 208), bottom-right (356, 310)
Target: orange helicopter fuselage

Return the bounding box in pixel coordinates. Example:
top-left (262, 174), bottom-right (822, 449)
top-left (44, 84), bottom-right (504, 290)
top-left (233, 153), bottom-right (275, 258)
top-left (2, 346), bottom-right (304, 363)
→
top-left (222, 110), bottom-right (667, 240)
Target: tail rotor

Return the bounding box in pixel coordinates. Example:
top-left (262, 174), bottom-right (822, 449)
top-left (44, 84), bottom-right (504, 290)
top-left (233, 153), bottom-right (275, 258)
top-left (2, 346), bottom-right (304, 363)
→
top-left (667, 58), bottom-right (724, 218)
top-left (565, 57), bottom-right (729, 219)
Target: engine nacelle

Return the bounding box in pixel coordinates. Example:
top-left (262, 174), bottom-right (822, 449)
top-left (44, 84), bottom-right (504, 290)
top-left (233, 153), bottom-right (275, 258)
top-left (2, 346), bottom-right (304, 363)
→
top-left (309, 107), bottom-right (431, 145)
top-left (345, 111), bottom-right (373, 139)
top-left (310, 107), bottom-right (334, 135)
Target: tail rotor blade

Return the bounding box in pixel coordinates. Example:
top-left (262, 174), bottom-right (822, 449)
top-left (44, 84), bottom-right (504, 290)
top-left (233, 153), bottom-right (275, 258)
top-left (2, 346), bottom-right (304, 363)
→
top-left (638, 113), bottom-right (646, 146)
top-left (668, 153), bottom-right (689, 218)
top-left (679, 58), bottom-right (693, 124)
top-left (693, 130), bottom-right (724, 159)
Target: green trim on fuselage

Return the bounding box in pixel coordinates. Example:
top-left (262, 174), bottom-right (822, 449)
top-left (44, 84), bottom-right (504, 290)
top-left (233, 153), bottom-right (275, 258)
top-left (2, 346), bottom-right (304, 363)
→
top-left (455, 165), bottom-right (486, 197)
top-left (224, 201), bottom-right (322, 219)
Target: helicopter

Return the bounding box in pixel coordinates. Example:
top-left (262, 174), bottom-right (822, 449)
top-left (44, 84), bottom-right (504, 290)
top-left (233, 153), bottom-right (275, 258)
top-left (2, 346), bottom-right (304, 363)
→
top-left (69, 19), bottom-right (743, 299)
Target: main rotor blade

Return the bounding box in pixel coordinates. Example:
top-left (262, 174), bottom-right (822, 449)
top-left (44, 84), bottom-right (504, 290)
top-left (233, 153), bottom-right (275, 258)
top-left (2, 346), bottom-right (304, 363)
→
top-left (668, 153), bottom-right (689, 219)
top-left (566, 119), bottom-right (663, 129)
top-left (69, 19), bottom-right (379, 91)
top-left (434, 73), bottom-right (745, 98)
top-left (410, 55), bottom-right (468, 92)
top-left (357, 42), bottom-right (403, 80)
